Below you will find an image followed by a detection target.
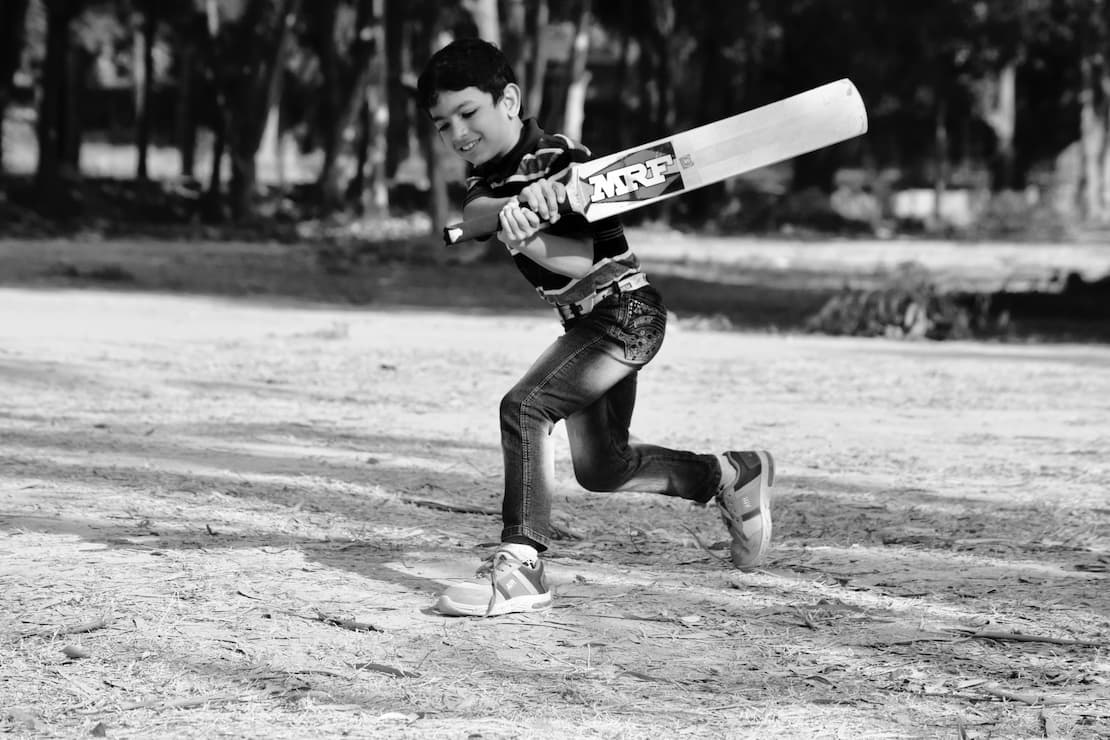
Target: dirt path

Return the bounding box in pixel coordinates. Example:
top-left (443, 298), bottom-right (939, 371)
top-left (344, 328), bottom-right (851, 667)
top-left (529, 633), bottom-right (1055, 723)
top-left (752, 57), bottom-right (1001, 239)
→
top-left (2, 286), bottom-right (1109, 739)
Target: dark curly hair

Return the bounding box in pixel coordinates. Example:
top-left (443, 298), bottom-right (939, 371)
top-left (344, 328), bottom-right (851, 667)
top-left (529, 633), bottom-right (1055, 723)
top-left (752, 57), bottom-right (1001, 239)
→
top-left (416, 38), bottom-right (518, 112)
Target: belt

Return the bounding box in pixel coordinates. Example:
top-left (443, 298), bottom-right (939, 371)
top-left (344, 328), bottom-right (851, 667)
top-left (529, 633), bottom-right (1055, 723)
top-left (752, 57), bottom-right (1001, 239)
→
top-left (554, 273), bottom-right (650, 321)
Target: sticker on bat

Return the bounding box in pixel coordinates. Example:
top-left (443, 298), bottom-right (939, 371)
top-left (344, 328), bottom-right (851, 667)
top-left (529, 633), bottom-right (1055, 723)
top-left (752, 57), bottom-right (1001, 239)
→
top-left (584, 143), bottom-right (685, 204)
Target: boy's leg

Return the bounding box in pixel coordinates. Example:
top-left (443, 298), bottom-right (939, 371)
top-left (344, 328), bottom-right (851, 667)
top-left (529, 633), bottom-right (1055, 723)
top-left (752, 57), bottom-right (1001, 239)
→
top-left (565, 372), bottom-right (720, 500)
top-left (499, 326), bottom-right (639, 550)
top-left (436, 326), bottom-right (634, 618)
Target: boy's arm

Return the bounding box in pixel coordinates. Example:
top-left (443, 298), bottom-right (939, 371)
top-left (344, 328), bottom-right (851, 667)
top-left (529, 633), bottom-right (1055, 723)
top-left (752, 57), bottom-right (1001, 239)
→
top-left (464, 194), bottom-right (593, 279)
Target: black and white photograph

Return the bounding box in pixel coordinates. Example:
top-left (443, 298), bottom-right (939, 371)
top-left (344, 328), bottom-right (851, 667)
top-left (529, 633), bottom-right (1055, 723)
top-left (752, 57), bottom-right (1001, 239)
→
top-left (2, 1), bottom-right (1108, 737)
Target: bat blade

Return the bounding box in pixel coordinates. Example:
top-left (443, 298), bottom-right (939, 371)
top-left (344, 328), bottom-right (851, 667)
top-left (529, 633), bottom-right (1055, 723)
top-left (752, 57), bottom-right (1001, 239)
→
top-left (444, 78), bottom-right (867, 245)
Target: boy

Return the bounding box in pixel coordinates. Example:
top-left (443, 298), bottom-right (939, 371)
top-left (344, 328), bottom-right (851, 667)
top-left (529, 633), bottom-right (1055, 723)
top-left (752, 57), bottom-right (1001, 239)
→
top-left (417, 38), bottom-right (774, 617)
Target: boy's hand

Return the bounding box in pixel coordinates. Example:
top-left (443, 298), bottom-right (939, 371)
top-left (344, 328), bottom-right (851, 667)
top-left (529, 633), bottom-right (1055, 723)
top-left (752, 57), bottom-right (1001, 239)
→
top-left (498, 179), bottom-right (566, 246)
top-left (518, 179), bottom-right (566, 224)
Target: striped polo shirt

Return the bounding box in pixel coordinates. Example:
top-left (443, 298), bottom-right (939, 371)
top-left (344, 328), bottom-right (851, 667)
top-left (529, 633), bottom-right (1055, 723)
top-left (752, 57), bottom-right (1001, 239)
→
top-left (464, 119), bottom-right (643, 306)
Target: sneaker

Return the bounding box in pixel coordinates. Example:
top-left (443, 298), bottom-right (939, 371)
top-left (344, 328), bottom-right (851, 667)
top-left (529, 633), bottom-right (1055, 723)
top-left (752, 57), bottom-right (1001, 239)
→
top-left (716, 450), bottom-right (775, 570)
top-left (435, 544), bottom-right (553, 617)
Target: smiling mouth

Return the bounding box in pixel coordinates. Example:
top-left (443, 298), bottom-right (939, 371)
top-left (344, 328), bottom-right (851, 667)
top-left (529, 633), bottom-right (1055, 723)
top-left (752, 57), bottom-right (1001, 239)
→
top-left (458, 140), bottom-right (479, 154)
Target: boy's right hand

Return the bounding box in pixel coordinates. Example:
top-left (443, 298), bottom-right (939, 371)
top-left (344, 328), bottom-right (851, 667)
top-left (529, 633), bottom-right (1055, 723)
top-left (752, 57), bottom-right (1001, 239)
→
top-left (517, 179), bottom-right (567, 224)
top-left (498, 179), bottom-right (567, 246)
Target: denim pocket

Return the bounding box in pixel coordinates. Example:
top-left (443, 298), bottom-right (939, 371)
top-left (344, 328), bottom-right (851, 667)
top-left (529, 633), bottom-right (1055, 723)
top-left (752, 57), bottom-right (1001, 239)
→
top-left (601, 287), bottom-right (667, 364)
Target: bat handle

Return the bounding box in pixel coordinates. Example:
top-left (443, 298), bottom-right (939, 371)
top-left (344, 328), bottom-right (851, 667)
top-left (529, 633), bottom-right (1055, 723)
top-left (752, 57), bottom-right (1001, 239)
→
top-left (443, 212), bottom-right (501, 246)
top-left (442, 201), bottom-right (580, 246)
top-left (443, 169), bottom-right (588, 246)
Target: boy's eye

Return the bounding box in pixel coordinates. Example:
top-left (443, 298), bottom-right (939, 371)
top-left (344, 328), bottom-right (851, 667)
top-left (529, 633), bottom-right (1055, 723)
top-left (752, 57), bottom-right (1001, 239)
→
top-left (461, 109), bottom-right (476, 118)
top-left (435, 122), bottom-right (449, 133)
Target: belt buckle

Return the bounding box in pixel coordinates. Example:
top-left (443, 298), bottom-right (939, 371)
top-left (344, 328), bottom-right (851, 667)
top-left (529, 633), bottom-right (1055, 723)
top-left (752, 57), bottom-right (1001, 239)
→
top-left (556, 302), bottom-right (582, 321)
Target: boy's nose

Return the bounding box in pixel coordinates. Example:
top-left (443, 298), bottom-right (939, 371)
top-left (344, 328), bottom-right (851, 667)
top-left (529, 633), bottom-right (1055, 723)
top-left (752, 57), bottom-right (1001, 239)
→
top-left (449, 119), bottom-right (469, 141)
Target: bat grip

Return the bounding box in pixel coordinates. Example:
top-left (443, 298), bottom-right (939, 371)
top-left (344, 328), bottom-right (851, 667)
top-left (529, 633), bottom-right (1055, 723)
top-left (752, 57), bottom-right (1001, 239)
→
top-left (442, 200), bottom-right (577, 246)
top-left (443, 212), bottom-right (501, 246)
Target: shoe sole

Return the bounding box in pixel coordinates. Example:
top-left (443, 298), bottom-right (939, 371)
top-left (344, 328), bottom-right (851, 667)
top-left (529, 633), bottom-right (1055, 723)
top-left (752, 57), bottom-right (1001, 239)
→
top-left (436, 591), bottom-right (553, 618)
top-left (726, 450), bottom-right (774, 571)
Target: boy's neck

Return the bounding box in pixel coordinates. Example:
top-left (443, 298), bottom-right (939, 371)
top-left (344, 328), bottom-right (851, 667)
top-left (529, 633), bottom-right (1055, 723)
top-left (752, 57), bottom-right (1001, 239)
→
top-left (498, 117), bottom-right (525, 157)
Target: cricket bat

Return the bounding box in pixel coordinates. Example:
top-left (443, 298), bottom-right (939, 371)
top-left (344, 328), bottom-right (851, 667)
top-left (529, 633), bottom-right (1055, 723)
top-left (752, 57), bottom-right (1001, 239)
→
top-left (443, 78), bottom-right (867, 245)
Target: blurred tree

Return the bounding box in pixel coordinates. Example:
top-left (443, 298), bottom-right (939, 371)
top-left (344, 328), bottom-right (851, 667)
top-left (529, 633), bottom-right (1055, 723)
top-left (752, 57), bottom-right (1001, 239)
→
top-left (561, 0), bottom-right (590, 140)
top-left (0, 0), bottom-right (32, 179)
top-left (173, 5), bottom-right (210, 181)
top-left (383, 0), bottom-right (407, 180)
top-left (462, 0), bottom-right (497, 44)
top-left (501, 0), bottom-right (527, 90)
top-left (5, 0), bottom-right (1108, 231)
top-left (313, 0), bottom-right (385, 210)
top-left (207, 0), bottom-right (299, 219)
top-left (1073, 0), bottom-right (1110, 221)
top-left (353, 0), bottom-right (388, 215)
top-left (132, 0), bottom-right (157, 181)
top-left (960, 0), bottom-right (1037, 191)
top-left (35, 0), bottom-right (89, 208)
top-left (524, 0), bottom-right (549, 117)
top-left (416, 0), bottom-right (453, 235)
top-left (500, 0), bottom-right (549, 119)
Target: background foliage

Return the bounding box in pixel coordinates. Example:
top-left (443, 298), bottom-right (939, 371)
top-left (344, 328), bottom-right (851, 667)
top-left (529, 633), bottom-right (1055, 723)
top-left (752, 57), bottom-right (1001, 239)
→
top-left (2, 0), bottom-right (1110, 239)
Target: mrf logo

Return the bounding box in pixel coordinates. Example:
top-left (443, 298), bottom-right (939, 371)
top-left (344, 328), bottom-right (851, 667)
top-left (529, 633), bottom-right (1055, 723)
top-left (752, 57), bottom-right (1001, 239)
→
top-left (585, 143), bottom-right (684, 204)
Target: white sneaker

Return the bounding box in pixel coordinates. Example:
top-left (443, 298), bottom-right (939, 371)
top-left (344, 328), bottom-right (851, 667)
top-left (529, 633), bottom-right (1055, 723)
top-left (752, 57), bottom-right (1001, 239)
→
top-left (435, 544), bottom-right (553, 617)
top-left (717, 450), bottom-right (775, 570)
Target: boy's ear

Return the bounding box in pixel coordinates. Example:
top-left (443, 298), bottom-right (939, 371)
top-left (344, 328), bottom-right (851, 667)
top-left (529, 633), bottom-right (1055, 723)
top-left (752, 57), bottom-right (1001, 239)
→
top-left (499, 83), bottom-right (522, 118)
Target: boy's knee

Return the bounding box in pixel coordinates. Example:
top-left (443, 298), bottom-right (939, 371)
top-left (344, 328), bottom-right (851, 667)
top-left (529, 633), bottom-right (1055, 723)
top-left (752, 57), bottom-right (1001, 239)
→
top-left (500, 387), bottom-right (526, 420)
top-left (500, 386), bottom-right (540, 429)
top-left (572, 459), bottom-right (623, 493)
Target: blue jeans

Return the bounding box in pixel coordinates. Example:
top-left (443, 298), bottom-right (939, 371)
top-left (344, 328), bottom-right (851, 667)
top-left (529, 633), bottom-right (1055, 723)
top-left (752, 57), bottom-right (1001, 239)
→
top-left (499, 285), bottom-right (721, 550)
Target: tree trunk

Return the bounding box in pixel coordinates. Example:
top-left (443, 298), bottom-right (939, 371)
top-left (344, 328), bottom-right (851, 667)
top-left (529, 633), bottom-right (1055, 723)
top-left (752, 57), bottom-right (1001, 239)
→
top-left (204, 0), bottom-right (225, 209)
top-left (462, 0), bottom-right (498, 45)
top-left (977, 63), bottom-right (1017, 191)
top-left (260, 75), bottom-right (284, 188)
top-left (384, 0), bottom-right (407, 179)
top-left (1078, 54), bottom-right (1110, 222)
top-left (318, 0), bottom-right (382, 210)
top-left (642, 0), bottom-right (674, 222)
top-left (635, 30), bottom-right (657, 148)
top-left (612, 21), bottom-right (632, 152)
top-left (562, 0), bottom-right (591, 141)
top-left (420, 3), bottom-right (449, 236)
top-left (314, 0), bottom-right (342, 201)
top-left (36, 0), bottom-right (82, 207)
top-left (649, 0), bottom-right (675, 138)
top-left (61, 32), bottom-right (83, 172)
top-left (685, 12), bottom-right (729, 224)
top-left (176, 37), bottom-right (197, 179)
top-left (526, 0), bottom-right (549, 119)
top-left (501, 0), bottom-right (527, 87)
top-left (134, 4), bottom-right (157, 182)
top-left (0, 0), bottom-right (31, 177)
top-left (225, 0), bottom-right (299, 220)
top-left (363, 0), bottom-right (389, 215)
top-left (933, 96), bottom-right (949, 224)
top-left (207, 110), bottom-right (226, 206)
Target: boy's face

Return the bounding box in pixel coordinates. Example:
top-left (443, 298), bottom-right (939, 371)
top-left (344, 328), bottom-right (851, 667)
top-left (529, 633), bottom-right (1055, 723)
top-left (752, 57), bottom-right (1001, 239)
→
top-left (428, 84), bottom-right (522, 167)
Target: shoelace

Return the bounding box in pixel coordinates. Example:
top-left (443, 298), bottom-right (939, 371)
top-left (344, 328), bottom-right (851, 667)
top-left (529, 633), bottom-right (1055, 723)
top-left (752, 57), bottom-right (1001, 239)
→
top-left (479, 549), bottom-right (532, 617)
top-left (717, 499), bottom-right (750, 543)
top-left (472, 551), bottom-right (497, 579)
top-left (473, 549), bottom-right (529, 580)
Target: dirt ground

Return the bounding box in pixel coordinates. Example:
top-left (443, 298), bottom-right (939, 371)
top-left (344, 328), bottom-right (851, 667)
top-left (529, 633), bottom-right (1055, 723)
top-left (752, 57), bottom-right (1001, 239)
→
top-left (1, 235), bottom-right (1109, 739)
